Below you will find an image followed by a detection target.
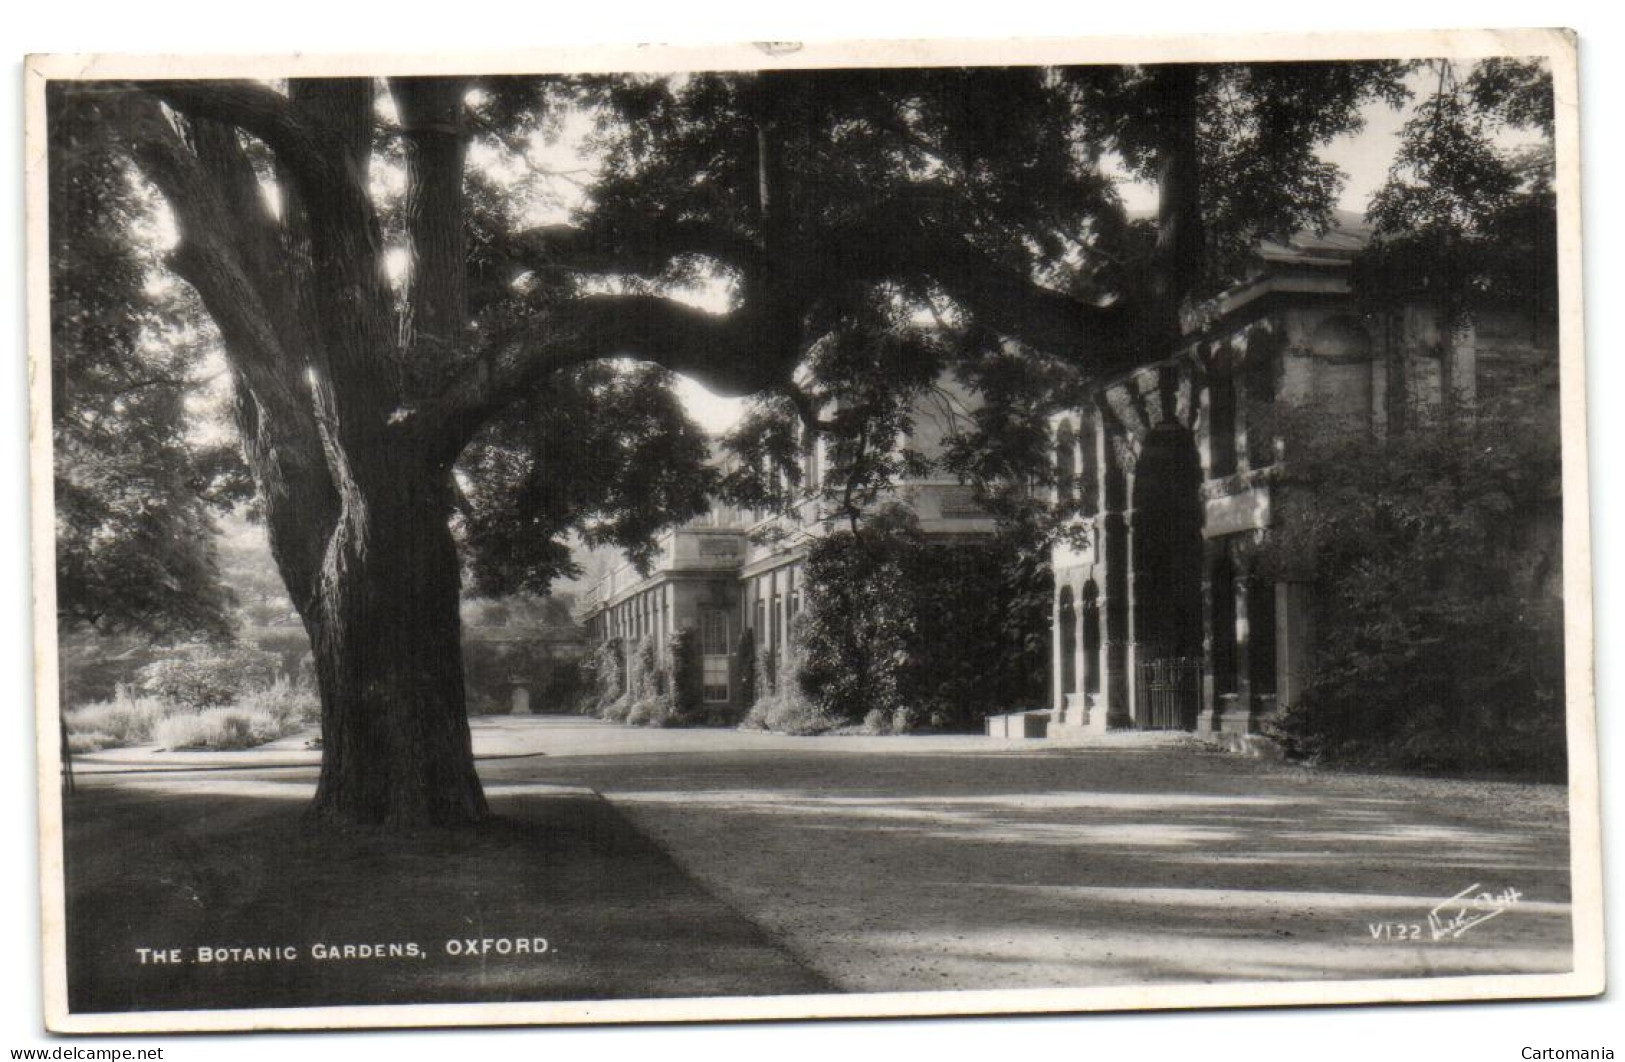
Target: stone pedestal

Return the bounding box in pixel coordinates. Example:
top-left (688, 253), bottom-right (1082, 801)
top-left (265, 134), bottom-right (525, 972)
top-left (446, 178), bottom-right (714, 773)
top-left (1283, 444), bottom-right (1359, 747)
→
top-left (509, 686), bottom-right (532, 715)
top-left (1198, 692), bottom-right (1239, 733)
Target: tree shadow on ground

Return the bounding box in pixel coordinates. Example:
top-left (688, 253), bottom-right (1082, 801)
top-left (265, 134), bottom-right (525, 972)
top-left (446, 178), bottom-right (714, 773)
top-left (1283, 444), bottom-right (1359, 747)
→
top-left (508, 746), bottom-right (1573, 992)
top-left (63, 778), bottom-right (830, 1014)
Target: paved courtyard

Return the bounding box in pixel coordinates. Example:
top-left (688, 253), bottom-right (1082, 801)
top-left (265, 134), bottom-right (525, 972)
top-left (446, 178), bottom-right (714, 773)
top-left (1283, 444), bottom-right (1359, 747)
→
top-left (71, 715), bottom-right (1575, 1003)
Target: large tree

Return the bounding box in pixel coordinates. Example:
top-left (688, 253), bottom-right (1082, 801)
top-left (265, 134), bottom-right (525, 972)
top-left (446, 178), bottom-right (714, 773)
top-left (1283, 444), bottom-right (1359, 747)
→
top-left (48, 61), bottom-right (1408, 827)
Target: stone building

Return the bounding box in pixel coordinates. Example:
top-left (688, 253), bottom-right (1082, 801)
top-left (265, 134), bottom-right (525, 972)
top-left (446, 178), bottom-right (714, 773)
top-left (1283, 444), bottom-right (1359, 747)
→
top-left (1047, 213), bottom-right (1557, 737)
top-left (576, 375), bottom-right (999, 714)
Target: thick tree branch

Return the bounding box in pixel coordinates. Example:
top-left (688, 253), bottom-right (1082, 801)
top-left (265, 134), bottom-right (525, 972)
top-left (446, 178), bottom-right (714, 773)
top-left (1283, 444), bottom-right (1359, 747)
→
top-left (289, 78), bottom-right (375, 175)
top-left (149, 79), bottom-right (397, 435)
top-left (115, 94), bottom-right (342, 612)
top-left (813, 219), bottom-right (1145, 374)
top-left (479, 219), bottom-right (761, 286)
top-left (122, 96), bottom-right (311, 422)
top-left (392, 77), bottom-right (472, 358)
top-left (146, 81), bottom-right (366, 219)
top-left (429, 293), bottom-right (792, 462)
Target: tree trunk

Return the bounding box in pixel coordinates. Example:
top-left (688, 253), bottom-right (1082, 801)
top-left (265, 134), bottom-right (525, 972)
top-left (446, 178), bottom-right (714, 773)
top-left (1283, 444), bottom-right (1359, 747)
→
top-left (306, 463), bottom-right (488, 827)
top-left (1152, 64), bottom-right (1204, 344)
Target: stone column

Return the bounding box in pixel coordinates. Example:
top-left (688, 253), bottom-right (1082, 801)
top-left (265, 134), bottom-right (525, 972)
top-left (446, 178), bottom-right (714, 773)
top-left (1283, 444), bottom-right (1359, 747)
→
top-left (1100, 510), bottom-right (1134, 731)
top-left (1231, 569), bottom-right (1254, 733)
top-left (1072, 600), bottom-right (1088, 729)
top-left (1052, 590), bottom-right (1067, 717)
top-left (1276, 580), bottom-right (1316, 711)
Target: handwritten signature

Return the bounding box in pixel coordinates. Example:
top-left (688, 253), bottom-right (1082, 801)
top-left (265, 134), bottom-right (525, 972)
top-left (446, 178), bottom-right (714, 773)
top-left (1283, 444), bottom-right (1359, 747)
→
top-left (1366, 883), bottom-right (1524, 943)
top-left (1426, 883), bottom-right (1524, 940)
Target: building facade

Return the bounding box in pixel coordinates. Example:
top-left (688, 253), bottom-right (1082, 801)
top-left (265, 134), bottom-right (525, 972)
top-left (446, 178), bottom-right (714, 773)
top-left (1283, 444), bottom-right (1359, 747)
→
top-left (1048, 216), bottom-right (1556, 737)
top-left (576, 376), bottom-right (1000, 714)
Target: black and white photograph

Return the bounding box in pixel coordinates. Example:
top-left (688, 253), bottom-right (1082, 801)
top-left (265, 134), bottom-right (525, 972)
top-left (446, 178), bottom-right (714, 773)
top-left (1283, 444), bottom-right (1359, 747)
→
top-left (21, 27), bottom-right (1601, 1037)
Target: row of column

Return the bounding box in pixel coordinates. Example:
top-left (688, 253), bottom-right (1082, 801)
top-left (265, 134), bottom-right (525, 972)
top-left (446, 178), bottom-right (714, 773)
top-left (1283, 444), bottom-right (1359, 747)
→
top-left (1054, 528), bottom-right (1316, 733)
top-left (602, 584), bottom-right (672, 649)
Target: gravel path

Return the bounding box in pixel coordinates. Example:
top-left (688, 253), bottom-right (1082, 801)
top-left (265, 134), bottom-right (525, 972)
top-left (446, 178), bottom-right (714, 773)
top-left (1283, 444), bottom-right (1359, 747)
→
top-left (486, 717), bottom-right (1575, 993)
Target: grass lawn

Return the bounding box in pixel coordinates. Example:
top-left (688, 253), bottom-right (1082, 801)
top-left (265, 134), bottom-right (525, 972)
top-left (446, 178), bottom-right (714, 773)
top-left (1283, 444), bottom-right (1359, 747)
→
top-left (64, 776), bottom-right (829, 1014)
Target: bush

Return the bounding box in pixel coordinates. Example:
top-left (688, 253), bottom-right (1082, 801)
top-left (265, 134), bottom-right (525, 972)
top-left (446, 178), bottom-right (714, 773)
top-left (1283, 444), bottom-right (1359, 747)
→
top-left (600, 635), bottom-right (668, 724)
top-left (733, 627), bottom-right (756, 709)
top-left (663, 627), bottom-right (704, 726)
top-left (585, 638), bottom-right (626, 716)
top-left (154, 707), bottom-right (282, 751)
top-left (63, 690), bottom-right (171, 749)
top-left (136, 645), bottom-right (282, 709)
top-left (233, 675), bottom-right (321, 732)
top-left (67, 730), bottom-right (117, 754)
top-left (742, 619), bottom-right (839, 735)
top-left (784, 505), bottom-right (1050, 732)
top-left (1262, 384), bottom-right (1566, 778)
top-left (64, 675), bottom-right (319, 754)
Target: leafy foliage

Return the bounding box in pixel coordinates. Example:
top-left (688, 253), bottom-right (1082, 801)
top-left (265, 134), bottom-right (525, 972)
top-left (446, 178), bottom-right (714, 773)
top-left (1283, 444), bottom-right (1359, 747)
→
top-left (585, 637), bottom-right (626, 714)
top-left (458, 362), bottom-right (716, 595)
top-left (1357, 59), bottom-right (1557, 334)
top-left (787, 505), bottom-right (1050, 731)
top-left (48, 88), bottom-right (250, 641)
top-left (135, 644), bottom-right (282, 709)
top-left (742, 616), bottom-right (836, 735)
top-left (1263, 383), bottom-right (1565, 777)
top-left (153, 707), bottom-right (285, 752)
top-left (65, 673), bottom-right (318, 752)
top-left (732, 625), bottom-right (757, 712)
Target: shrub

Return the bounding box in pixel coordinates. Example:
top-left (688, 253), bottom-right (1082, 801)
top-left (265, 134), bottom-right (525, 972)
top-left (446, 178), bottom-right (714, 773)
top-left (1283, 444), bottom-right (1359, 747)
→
top-left (742, 619), bottom-right (839, 735)
top-left (784, 505), bottom-right (1050, 733)
top-left (64, 671), bottom-right (318, 755)
top-left (232, 675), bottom-right (320, 732)
top-left (63, 690), bottom-right (172, 749)
top-left (154, 707), bottom-right (282, 751)
top-left (601, 635), bottom-right (663, 723)
top-left (755, 645), bottom-right (779, 699)
top-left (67, 730), bottom-right (117, 754)
top-left (662, 627), bottom-right (704, 726)
top-left (136, 645), bottom-right (282, 709)
top-left (1262, 384), bottom-right (1565, 778)
top-left (733, 626), bottom-right (756, 710)
top-left (585, 638), bottom-right (626, 715)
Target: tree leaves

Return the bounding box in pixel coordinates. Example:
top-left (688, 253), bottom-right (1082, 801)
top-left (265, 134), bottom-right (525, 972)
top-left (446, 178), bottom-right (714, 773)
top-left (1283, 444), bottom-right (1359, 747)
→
top-left (49, 85), bottom-right (244, 642)
top-left (1359, 59), bottom-right (1557, 334)
top-left (457, 362), bottom-right (716, 596)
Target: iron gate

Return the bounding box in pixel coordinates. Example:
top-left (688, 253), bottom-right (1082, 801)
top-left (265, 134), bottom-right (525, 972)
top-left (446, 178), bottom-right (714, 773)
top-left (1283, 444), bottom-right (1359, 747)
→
top-left (1135, 656), bottom-right (1202, 730)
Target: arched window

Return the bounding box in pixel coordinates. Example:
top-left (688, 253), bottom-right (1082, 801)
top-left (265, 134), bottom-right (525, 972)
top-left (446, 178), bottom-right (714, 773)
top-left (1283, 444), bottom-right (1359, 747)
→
top-left (1082, 581), bottom-right (1102, 695)
top-left (1055, 422), bottom-right (1078, 509)
top-left (1057, 586), bottom-right (1078, 697)
top-left (803, 427), bottom-right (821, 491)
top-left (1078, 420), bottom-right (1099, 517)
top-left (1307, 315), bottom-right (1375, 432)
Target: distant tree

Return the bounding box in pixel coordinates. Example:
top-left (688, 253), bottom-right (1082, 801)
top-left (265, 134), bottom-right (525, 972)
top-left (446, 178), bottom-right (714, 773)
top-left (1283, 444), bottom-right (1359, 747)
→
top-left (50, 90), bottom-right (249, 642)
top-left (1357, 58), bottom-right (1557, 349)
